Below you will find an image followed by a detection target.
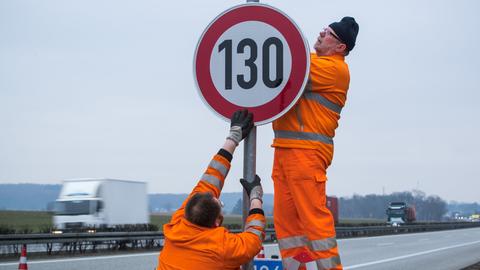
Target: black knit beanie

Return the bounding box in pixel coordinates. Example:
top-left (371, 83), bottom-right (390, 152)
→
top-left (329, 17), bottom-right (359, 52)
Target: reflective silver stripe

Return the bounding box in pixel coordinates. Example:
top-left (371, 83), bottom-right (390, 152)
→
top-left (283, 257), bottom-right (301, 270)
top-left (246, 228), bottom-right (264, 240)
top-left (274, 130), bottom-right (333, 145)
top-left (311, 237), bottom-right (338, 251)
top-left (304, 92), bottom-right (343, 114)
top-left (278, 235), bottom-right (308, 250)
top-left (315, 256), bottom-right (341, 270)
top-left (208, 159), bottom-right (228, 178)
top-left (201, 174), bottom-right (223, 190)
top-left (245, 219), bottom-right (265, 229)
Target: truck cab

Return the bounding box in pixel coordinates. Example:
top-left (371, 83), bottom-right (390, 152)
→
top-left (386, 202), bottom-right (416, 225)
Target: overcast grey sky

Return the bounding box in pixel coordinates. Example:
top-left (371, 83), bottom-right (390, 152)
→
top-left (1, 0), bottom-right (479, 203)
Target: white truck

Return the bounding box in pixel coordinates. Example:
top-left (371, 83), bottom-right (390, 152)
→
top-left (53, 179), bottom-right (149, 231)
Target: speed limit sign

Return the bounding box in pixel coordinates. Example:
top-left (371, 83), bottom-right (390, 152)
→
top-left (194, 3), bottom-right (310, 125)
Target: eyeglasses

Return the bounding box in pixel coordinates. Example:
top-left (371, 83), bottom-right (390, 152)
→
top-left (324, 28), bottom-right (342, 43)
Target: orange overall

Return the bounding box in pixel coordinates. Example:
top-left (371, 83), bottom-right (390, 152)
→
top-left (157, 149), bottom-right (265, 270)
top-left (272, 53), bottom-right (350, 270)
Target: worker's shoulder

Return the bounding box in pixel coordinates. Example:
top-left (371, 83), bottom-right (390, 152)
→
top-left (203, 227), bottom-right (237, 244)
top-left (213, 226), bottom-right (245, 239)
top-left (310, 53), bottom-right (349, 75)
top-left (311, 52), bottom-right (345, 64)
top-left (310, 59), bottom-right (336, 74)
top-left (215, 226), bottom-right (230, 234)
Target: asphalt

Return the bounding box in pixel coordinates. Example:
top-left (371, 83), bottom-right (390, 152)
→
top-left (1, 227), bottom-right (480, 270)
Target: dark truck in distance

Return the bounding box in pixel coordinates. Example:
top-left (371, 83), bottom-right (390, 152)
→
top-left (386, 202), bottom-right (416, 225)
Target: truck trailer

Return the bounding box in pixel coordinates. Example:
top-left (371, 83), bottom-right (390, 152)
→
top-left (53, 178), bottom-right (149, 231)
top-left (326, 196), bottom-right (339, 224)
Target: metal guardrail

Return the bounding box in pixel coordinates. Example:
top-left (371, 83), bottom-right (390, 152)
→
top-left (1, 222), bottom-right (479, 255)
top-left (0, 232), bottom-right (164, 255)
top-left (0, 231), bottom-right (163, 245)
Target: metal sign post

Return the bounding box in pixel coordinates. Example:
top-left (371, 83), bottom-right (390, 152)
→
top-left (242, 126), bottom-right (256, 270)
top-left (243, 5), bottom-right (258, 270)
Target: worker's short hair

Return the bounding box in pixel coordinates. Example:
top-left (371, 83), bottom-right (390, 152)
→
top-left (185, 192), bottom-right (221, 228)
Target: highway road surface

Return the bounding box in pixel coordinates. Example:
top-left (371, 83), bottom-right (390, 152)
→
top-left (1, 227), bottom-right (479, 270)
top-left (337, 226), bottom-right (480, 270)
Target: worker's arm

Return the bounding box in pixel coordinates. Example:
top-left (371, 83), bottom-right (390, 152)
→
top-left (224, 200), bottom-right (265, 267)
top-left (169, 110), bottom-right (253, 224)
top-left (222, 176), bottom-right (265, 267)
top-left (223, 212), bottom-right (266, 267)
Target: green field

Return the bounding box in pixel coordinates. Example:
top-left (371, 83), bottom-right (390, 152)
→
top-left (0, 211), bottom-right (275, 234)
top-left (0, 211), bottom-right (382, 234)
top-left (0, 211), bottom-right (53, 233)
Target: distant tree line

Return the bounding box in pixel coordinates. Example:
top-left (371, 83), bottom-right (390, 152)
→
top-left (0, 184), bottom-right (61, 211)
top-left (447, 202), bottom-right (480, 216)
top-left (2, 184), bottom-right (476, 221)
top-left (339, 190), bottom-right (447, 221)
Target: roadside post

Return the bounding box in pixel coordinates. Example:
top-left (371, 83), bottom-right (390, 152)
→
top-left (193, 2), bottom-right (309, 269)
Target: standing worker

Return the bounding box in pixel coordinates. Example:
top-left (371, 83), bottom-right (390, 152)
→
top-left (157, 109), bottom-right (265, 270)
top-left (271, 17), bottom-right (359, 270)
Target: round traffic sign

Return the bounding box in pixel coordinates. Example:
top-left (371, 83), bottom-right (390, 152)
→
top-left (194, 3), bottom-right (310, 125)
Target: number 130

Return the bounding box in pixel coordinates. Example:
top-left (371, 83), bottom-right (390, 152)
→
top-left (218, 37), bottom-right (284, 90)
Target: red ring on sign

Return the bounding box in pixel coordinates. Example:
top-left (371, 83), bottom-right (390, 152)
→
top-left (195, 4), bottom-right (308, 124)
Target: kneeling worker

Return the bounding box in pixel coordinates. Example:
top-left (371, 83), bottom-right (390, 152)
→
top-left (157, 109), bottom-right (265, 270)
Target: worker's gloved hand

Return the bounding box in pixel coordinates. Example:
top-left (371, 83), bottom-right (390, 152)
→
top-left (240, 175), bottom-right (263, 203)
top-left (227, 109), bottom-right (253, 145)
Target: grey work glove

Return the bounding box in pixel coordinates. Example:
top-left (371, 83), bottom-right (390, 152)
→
top-left (240, 175), bottom-right (263, 203)
top-left (227, 109), bottom-right (254, 145)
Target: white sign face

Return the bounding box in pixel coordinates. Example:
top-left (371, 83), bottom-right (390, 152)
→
top-left (194, 3), bottom-right (309, 125)
top-left (210, 21), bottom-right (292, 107)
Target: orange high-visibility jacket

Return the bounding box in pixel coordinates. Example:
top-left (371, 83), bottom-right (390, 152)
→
top-left (157, 149), bottom-right (266, 270)
top-left (272, 53), bottom-right (350, 178)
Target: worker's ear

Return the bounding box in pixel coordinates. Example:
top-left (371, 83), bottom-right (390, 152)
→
top-left (215, 215), bottom-right (224, 227)
top-left (336, 43), bottom-right (347, 54)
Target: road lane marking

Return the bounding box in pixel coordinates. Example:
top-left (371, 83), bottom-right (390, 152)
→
top-left (344, 240), bottom-right (480, 269)
top-left (0, 252), bottom-right (159, 266)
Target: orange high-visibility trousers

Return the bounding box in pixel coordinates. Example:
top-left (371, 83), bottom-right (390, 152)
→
top-left (272, 148), bottom-right (342, 270)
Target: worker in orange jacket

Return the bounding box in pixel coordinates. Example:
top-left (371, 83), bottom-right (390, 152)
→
top-left (271, 17), bottom-right (359, 270)
top-left (157, 109), bottom-right (265, 270)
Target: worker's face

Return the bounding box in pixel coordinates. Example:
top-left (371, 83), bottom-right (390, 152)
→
top-left (314, 27), bottom-right (346, 56)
